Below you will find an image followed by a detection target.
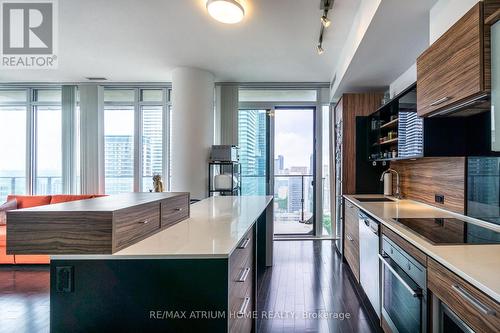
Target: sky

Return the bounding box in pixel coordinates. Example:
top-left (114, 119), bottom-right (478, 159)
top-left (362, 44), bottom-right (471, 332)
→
top-left (274, 109), bottom-right (314, 171)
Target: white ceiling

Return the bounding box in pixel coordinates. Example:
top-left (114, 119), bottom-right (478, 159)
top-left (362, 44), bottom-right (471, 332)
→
top-left (332, 0), bottom-right (438, 98)
top-left (0, 0), bottom-right (360, 83)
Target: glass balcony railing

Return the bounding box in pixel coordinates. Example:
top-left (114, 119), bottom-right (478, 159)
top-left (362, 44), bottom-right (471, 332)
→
top-left (0, 176), bottom-right (63, 201)
top-left (241, 174), bottom-right (314, 235)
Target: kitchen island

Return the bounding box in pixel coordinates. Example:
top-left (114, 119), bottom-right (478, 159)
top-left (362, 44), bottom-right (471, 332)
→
top-left (49, 195), bottom-right (273, 333)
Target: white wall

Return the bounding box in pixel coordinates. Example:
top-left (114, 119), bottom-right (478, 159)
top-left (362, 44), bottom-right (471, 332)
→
top-left (329, 0), bottom-right (382, 101)
top-left (389, 64), bottom-right (416, 98)
top-left (429, 0), bottom-right (479, 43)
top-left (389, 0), bottom-right (479, 95)
top-left (171, 67), bottom-right (215, 199)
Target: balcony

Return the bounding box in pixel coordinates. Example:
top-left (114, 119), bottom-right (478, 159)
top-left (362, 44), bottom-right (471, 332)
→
top-left (0, 176), bottom-right (62, 201)
top-left (241, 174), bottom-right (314, 235)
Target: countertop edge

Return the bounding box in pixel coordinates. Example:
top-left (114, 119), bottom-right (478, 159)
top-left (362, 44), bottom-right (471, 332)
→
top-left (52, 195), bottom-right (274, 260)
top-left (343, 195), bottom-right (500, 304)
top-left (50, 254), bottom-right (230, 260)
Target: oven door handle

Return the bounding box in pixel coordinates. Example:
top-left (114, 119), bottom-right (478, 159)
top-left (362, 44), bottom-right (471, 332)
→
top-left (379, 254), bottom-right (422, 298)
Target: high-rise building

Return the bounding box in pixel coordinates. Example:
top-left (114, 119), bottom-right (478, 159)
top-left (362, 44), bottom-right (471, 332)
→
top-left (105, 135), bottom-right (134, 193)
top-left (142, 108), bottom-right (163, 176)
top-left (238, 110), bottom-right (258, 195)
top-left (274, 155), bottom-right (284, 174)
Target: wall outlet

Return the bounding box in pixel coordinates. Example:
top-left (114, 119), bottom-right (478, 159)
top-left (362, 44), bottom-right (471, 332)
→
top-left (435, 194), bottom-right (445, 204)
top-left (56, 266), bottom-right (74, 293)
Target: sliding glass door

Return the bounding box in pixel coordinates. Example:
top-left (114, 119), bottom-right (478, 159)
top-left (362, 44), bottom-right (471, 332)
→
top-left (273, 107), bottom-right (315, 235)
top-left (238, 107), bottom-right (316, 236)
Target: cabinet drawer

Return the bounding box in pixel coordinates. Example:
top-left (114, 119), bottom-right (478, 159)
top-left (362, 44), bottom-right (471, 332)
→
top-left (344, 199), bottom-right (360, 281)
top-left (428, 258), bottom-right (500, 333)
top-left (229, 255), bottom-right (253, 306)
top-left (229, 292), bottom-right (253, 333)
top-left (417, 3), bottom-right (484, 116)
top-left (161, 194), bottom-right (189, 228)
top-left (113, 202), bottom-right (160, 252)
top-left (230, 228), bottom-right (254, 274)
top-left (344, 232), bottom-right (360, 282)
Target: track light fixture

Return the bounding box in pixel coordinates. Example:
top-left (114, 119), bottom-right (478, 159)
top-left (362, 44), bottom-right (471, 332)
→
top-left (316, 0), bottom-right (334, 54)
top-left (317, 44), bottom-right (324, 55)
top-left (320, 14), bottom-right (331, 28)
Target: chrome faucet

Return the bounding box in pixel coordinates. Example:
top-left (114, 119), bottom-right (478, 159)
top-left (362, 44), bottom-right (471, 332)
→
top-left (380, 168), bottom-right (402, 199)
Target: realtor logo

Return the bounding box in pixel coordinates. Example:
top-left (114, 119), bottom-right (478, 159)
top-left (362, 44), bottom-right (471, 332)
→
top-left (1, 0), bottom-right (58, 69)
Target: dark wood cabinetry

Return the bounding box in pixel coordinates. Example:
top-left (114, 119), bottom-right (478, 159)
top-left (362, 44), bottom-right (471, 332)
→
top-left (428, 258), bottom-right (500, 333)
top-left (343, 199), bottom-right (360, 282)
top-left (335, 93), bottom-right (384, 195)
top-left (7, 192), bottom-right (190, 255)
top-left (417, 1), bottom-right (500, 117)
top-left (228, 227), bottom-right (255, 333)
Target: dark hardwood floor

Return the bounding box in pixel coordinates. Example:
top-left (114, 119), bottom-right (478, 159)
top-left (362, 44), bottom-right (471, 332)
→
top-left (0, 265), bottom-right (49, 333)
top-left (0, 240), bottom-right (380, 333)
top-left (257, 240), bottom-right (381, 333)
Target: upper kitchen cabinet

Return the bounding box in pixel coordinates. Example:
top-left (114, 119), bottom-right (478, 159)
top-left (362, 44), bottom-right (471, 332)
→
top-left (417, 1), bottom-right (499, 117)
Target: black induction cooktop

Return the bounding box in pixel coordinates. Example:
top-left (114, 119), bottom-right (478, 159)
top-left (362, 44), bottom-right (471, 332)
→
top-left (393, 218), bottom-right (500, 245)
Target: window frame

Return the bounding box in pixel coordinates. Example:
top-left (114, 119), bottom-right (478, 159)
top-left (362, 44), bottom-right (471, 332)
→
top-left (103, 87), bottom-right (170, 193)
top-left (0, 87), bottom-right (67, 197)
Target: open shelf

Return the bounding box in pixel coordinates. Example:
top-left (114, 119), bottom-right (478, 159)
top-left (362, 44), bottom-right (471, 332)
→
top-left (373, 138), bottom-right (398, 146)
top-left (369, 155), bottom-right (423, 162)
top-left (380, 118), bottom-right (398, 130)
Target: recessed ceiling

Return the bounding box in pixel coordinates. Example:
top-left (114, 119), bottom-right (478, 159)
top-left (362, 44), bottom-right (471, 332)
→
top-left (0, 0), bottom-right (360, 83)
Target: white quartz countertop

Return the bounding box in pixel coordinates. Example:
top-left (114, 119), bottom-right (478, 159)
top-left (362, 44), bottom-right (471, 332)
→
top-left (51, 195), bottom-right (272, 260)
top-left (344, 194), bottom-right (500, 303)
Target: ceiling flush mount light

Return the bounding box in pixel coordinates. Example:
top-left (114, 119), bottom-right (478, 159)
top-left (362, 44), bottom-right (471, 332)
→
top-left (206, 0), bottom-right (245, 24)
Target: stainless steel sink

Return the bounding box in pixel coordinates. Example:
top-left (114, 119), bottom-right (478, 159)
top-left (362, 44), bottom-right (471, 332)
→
top-left (354, 197), bottom-right (395, 202)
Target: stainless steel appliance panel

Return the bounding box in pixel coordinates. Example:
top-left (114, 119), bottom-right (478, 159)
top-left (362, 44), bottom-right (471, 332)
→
top-left (359, 212), bottom-right (380, 318)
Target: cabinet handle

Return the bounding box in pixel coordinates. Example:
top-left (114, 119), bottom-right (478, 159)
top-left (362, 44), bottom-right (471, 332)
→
top-left (346, 234), bottom-right (353, 242)
top-left (174, 207), bottom-right (184, 212)
top-left (237, 267), bottom-right (251, 282)
top-left (238, 297), bottom-right (251, 316)
top-left (429, 96), bottom-right (451, 106)
top-left (139, 219), bottom-right (149, 224)
top-left (238, 238), bottom-right (250, 249)
top-left (452, 284), bottom-right (496, 316)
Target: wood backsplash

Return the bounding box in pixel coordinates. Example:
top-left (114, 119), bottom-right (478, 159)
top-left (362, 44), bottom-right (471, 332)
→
top-left (390, 157), bottom-right (466, 214)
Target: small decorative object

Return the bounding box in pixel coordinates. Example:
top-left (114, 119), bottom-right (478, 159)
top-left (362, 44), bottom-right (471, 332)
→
top-left (152, 174), bottom-right (164, 192)
top-left (392, 150), bottom-right (397, 158)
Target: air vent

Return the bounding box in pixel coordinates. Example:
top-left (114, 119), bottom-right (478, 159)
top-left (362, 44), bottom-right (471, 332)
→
top-left (86, 77), bottom-right (107, 81)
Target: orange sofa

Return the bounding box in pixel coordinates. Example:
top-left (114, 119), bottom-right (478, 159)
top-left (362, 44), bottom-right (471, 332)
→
top-left (1, 194), bottom-right (103, 264)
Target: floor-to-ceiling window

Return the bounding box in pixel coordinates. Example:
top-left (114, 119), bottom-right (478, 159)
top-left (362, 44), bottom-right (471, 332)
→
top-left (0, 88), bottom-right (66, 201)
top-left (33, 89), bottom-right (63, 194)
top-left (103, 87), bottom-right (168, 194)
top-left (238, 109), bottom-right (267, 196)
top-left (0, 92), bottom-right (27, 200)
top-left (238, 88), bottom-right (325, 236)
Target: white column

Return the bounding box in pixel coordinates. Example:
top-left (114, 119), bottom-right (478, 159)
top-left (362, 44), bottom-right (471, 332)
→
top-left (171, 67), bottom-right (215, 199)
top-left (78, 84), bottom-right (104, 195)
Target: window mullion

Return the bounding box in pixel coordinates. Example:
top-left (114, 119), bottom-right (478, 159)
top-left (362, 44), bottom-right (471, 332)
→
top-left (134, 88), bottom-right (141, 192)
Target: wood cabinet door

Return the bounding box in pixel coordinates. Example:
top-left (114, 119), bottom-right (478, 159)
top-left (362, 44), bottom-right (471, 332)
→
top-left (343, 200), bottom-right (360, 282)
top-left (417, 3), bottom-right (484, 117)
